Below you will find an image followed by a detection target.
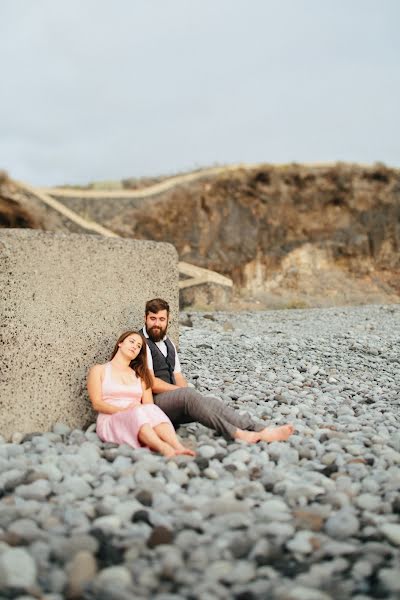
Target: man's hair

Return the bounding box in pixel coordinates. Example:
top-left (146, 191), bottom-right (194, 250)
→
top-left (145, 298), bottom-right (170, 316)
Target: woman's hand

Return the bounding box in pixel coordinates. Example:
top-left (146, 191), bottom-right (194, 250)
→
top-left (141, 383), bottom-right (154, 405)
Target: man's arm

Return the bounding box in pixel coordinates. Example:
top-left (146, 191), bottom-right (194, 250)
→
top-left (150, 370), bottom-right (187, 394)
top-left (169, 341), bottom-right (187, 388)
top-left (174, 372), bottom-right (188, 388)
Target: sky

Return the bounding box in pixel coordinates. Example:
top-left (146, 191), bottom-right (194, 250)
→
top-left (0, 0), bottom-right (399, 185)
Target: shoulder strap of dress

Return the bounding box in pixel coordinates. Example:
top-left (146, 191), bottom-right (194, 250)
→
top-left (103, 361), bottom-right (112, 381)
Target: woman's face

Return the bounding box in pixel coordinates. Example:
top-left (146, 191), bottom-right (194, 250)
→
top-left (118, 334), bottom-right (143, 360)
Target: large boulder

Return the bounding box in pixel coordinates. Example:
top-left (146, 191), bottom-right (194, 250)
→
top-left (0, 230), bottom-right (178, 440)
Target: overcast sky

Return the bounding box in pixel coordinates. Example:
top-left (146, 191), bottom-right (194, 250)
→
top-left (1, 0), bottom-right (399, 185)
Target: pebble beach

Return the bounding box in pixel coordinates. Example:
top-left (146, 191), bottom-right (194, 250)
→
top-left (0, 304), bottom-right (399, 599)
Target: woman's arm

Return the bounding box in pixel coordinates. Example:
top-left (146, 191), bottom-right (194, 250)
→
top-left (141, 380), bottom-right (154, 404)
top-left (87, 365), bottom-right (136, 414)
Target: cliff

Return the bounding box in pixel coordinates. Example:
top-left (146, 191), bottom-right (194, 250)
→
top-left (1, 163), bottom-right (399, 308)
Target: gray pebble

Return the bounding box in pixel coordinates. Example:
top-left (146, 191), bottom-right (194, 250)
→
top-left (325, 509), bottom-right (360, 539)
top-left (1, 305), bottom-right (399, 597)
top-left (0, 547), bottom-right (37, 588)
top-left (15, 479), bottom-right (52, 500)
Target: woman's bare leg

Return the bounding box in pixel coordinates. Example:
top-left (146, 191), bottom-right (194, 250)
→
top-left (153, 422), bottom-right (196, 456)
top-left (138, 424), bottom-right (176, 457)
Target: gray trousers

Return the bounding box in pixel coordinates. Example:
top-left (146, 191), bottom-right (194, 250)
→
top-left (153, 387), bottom-right (265, 440)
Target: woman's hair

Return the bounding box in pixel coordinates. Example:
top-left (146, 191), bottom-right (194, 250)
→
top-left (110, 330), bottom-right (152, 389)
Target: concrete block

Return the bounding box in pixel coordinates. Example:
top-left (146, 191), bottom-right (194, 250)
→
top-left (0, 229), bottom-right (178, 440)
top-left (179, 282), bottom-right (233, 309)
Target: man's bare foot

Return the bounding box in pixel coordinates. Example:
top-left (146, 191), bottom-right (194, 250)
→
top-left (258, 424), bottom-right (294, 443)
top-left (234, 429), bottom-right (260, 444)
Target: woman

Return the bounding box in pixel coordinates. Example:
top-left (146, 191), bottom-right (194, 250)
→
top-left (87, 330), bottom-right (195, 458)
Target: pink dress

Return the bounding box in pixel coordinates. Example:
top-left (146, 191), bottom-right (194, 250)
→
top-left (96, 362), bottom-right (172, 448)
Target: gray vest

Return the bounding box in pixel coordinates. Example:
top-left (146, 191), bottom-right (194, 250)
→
top-left (143, 330), bottom-right (176, 384)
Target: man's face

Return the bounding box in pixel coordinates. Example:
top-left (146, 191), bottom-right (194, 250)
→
top-left (145, 310), bottom-right (169, 342)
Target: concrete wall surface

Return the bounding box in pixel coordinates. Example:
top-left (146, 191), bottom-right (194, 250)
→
top-left (0, 229), bottom-right (179, 440)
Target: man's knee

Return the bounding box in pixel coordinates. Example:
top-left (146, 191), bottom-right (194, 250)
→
top-left (181, 388), bottom-right (202, 401)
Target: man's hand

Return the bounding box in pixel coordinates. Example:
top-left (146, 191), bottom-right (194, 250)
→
top-left (174, 372), bottom-right (188, 388)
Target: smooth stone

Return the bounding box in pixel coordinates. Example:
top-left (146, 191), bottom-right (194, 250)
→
top-left (284, 483), bottom-right (326, 503)
top-left (53, 422), bottom-right (71, 435)
top-left (57, 476), bottom-right (92, 499)
top-left (203, 467), bottom-right (219, 480)
top-left (197, 445), bottom-right (217, 459)
top-left (205, 498), bottom-right (250, 516)
top-left (11, 432), bottom-right (24, 444)
top-left (379, 567), bottom-right (400, 592)
top-left (206, 560), bottom-right (234, 581)
top-left (351, 559), bottom-right (374, 579)
top-left (174, 530), bottom-right (201, 552)
top-left (325, 509), bottom-right (359, 539)
top-left (229, 561), bottom-right (256, 583)
top-left (321, 452), bottom-right (337, 466)
top-left (320, 540), bottom-right (358, 557)
top-left (5, 444), bottom-right (25, 458)
top-left (78, 442), bottom-right (101, 464)
top-left (47, 567), bottom-right (69, 594)
top-left (157, 546), bottom-right (184, 579)
top-left (228, 449), bottom-right (252, 463)
top-left (0, 467), bottom-right (26, 487)
top-left (286, 530), bottom-right (316, 554)
top-left (293, 509), bottom-right (325, 532)
top-left (283, 585), bottom-right (332, 600)
top-left (67, 550), bottom-right (97, 597)
top-left (260, 498), bottom-right (289, 513)
top-left (16, 500), bottom-right (49, 523)
top-left (263, 522), bottom-right (295, 542)
top-left (95, 565), bottom-right (132, 587)
top-left (50, 534), bottom-right (99, 561)
top-left (147, 526), bottom-right (174, 548)
top-left (8, 518), bottom-right (46, 542)
top-left (249, 538), bottom-right (271, 565)
top-left (36, 463), bottom-right (63, 482)
top-left (92, 515), bottom-right (121, 532)
top-left (113, 499), bottom-right (143, 521)
top-left (380, 523), bottom-right (400, 545)
top-left (135, 489), bottom-right (153, 507)
top-left (111, 455), bottom-right (134, 473)
top-left (15, 479), bottom-right (52, 500)
top-left (355, 493), bottom-right (381, 512)
top-left (0, 547), bottom-right (37, 588)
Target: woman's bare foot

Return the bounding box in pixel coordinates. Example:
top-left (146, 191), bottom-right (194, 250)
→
top-left (258, 424), bottom-right (294, 443)
top-left (175, 445), bottom-right (196, 457)
top-left (159, 442), bottom-right (177, 458)
top-left (234, 429), bottom-right (261, 444)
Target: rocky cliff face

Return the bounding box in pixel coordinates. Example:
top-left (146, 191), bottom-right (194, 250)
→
top-left (1, 163), bottom-right (399, 307)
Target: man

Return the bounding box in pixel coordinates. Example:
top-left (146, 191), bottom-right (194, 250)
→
top-left (141, 298), bottom-right (294, 443)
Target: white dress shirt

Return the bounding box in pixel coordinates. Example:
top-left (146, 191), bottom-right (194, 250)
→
top-left (142, 326), bottom-right (182, 374)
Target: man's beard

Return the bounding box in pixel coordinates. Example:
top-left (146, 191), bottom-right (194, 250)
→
top-left (148, 325), bottom-right (167, 343)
